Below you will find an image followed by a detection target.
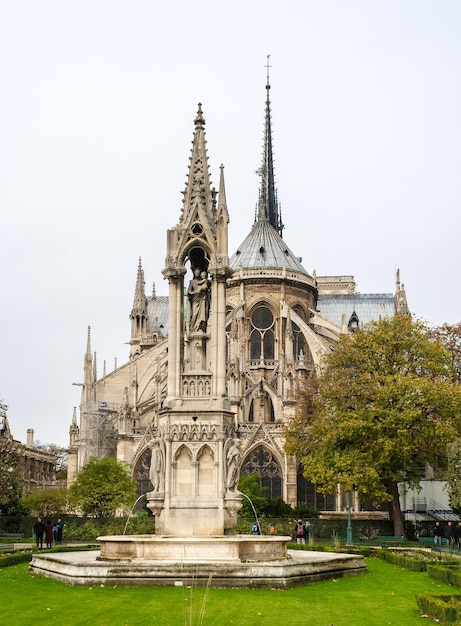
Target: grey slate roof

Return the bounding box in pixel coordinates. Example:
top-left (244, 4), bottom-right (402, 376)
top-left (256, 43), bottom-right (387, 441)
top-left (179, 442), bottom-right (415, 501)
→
top-left (147, 295), bottom-right (169, 336)
top-left (229, 219), bottom-right (311, 275)
top-left (317, 293), bottom-right (396, 330)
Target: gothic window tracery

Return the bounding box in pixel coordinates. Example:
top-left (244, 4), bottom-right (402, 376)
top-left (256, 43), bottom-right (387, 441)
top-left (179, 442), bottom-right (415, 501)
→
top-left (250, 305), bottom-right (275, 360)
top-left (241, 445), bottom-right (282, 498)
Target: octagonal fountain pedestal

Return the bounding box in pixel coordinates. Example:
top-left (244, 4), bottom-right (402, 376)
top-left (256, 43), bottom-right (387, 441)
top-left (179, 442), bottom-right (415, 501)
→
top-left (29, 534), bottom-right (366, 588)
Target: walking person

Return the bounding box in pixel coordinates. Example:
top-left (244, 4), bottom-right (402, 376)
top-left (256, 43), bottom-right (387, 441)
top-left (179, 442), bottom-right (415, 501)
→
top-left (33, 517), bottom-right (45, 549)
top-left (455, 521), bottom-right (461, 551)
top-left (295, 519), bottom-right (305, 545)
top-left (434, 521), bottom-right (443, 546)
top-left (445, 521), bottom-right (455, 550)
top-left (55, 519), bottom-right (64, 545)
top-left (304, 520), bottom-right (311, 544)
top-left (45, 520), bottom-right (54, 549)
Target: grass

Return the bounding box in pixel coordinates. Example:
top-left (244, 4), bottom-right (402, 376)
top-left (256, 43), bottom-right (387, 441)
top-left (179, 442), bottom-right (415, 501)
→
top-left (0, 557), bottom-right (457, 625)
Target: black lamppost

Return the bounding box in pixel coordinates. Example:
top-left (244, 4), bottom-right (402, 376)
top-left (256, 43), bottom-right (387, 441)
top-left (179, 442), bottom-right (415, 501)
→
top-left (346, 489), bottom-right (354, 546)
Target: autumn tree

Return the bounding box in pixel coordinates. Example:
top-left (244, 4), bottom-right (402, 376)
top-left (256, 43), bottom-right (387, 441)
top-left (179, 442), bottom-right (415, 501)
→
top-left (285, 315), bottom-right (461, 537)
top-left (69, 457), bottom-right (137, 518)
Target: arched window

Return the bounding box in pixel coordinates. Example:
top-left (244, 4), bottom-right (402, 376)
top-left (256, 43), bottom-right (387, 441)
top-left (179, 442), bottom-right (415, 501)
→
top-left (250, 305), bottom-right (274, 360)
top-left (292, 321), bottom-right (305, 359)
top-left (292, 306), bottom-right (306, 360)
top-left (296, 465), bottom-right (335, 511)
top-left (241, 445), bottom-right (282, 498)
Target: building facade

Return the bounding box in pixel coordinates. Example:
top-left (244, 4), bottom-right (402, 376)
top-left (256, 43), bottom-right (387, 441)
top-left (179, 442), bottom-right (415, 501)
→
top-left (0, 413), bottom-right (57, 492)
top-left (68, 77), bottom-right (409, 515)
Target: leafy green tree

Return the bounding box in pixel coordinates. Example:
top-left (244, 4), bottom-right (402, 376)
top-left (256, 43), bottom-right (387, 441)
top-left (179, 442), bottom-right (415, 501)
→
top-left (21, 487), bottom-right (69, 517)
top-left (430, 323), bottom-right (461, 384)
top-left (447, 438), bottom-right (461, 510)
top-left (0, 401), bottom-right (24, 520)
top-left (285, 316), bottom-right (461, 537)
top-left (69, 457), bottom-right (137, 518)
top-left (237, 474), bottom-right (268, 516)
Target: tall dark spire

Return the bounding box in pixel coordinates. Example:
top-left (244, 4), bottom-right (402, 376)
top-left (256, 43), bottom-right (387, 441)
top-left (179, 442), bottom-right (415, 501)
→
top-left (256, 55), bottom-right (284, 237)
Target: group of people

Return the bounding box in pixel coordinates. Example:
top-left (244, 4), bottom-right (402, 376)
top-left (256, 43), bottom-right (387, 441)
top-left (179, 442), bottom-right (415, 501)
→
top-left (294, 519), bottom-right (311, 545)
top-left (33, 516), bottom-right (64, 549)
top-left (434, 520), bottom-right (461, 549)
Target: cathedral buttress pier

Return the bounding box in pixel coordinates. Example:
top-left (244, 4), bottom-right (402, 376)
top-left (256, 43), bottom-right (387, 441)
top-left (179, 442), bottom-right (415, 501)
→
top-left (146, 104), bottom-right (242, 536)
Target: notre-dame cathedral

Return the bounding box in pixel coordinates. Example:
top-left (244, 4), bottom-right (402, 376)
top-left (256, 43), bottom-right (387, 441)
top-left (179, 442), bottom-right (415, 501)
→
top-left (67, 74), bottom-right (408, 516)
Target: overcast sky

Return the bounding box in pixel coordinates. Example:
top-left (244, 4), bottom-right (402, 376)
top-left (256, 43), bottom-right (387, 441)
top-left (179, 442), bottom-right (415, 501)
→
top-left (1, 1), bottom-right (460, 448)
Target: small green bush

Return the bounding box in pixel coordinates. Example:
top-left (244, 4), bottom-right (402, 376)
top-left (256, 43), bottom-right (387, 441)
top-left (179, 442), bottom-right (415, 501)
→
top-left (378, 549), bottom-right (451, 572)
top-left (292, 503), bottom-right (321, 519)
top-left (427, 563), bottom-right (461, 588)
top-left (0, 552), bottom-right (32, 567)
top-left (416, 594), bottom-right (461, 622)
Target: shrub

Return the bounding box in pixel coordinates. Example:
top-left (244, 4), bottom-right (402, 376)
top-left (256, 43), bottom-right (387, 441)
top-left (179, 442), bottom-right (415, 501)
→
top-left (427, 563), bottom-right (461, 588)
top-left (0, 552), bottom-right (32, 567)
top-left (378, 550), bottom-right (453, 572)
top-left (263, 497), bottom-right (293, 517)
top-left (292, 503), bottom-right (321, 519)
top-left (64, 520), bottom-right (101, 540)
top-left (416, 594), bottom-right (461, 622)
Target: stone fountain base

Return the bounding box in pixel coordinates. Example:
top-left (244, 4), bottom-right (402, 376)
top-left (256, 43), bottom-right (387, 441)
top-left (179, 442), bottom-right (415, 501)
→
top-left (29, 534), bottom-right (366, 588)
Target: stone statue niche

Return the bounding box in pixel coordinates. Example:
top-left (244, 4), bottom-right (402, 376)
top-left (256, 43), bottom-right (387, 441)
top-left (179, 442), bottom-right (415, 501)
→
top-left (187, 264), bottom-right (211, 334)
top-left (185, 250), bottom-right (212, 373)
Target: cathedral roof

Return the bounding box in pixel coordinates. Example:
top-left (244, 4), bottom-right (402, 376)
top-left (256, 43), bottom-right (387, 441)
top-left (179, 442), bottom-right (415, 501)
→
top-left (230, 218), bottom-right (309, 275)
top-left (147, 295), bottom-right (169, 336)
top-left (317, 293), bottom-right (396, 330)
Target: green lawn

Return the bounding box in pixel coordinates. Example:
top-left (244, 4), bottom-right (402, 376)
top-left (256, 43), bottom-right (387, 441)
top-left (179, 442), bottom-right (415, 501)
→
top-left (1, 557), bottom-right (455, 625)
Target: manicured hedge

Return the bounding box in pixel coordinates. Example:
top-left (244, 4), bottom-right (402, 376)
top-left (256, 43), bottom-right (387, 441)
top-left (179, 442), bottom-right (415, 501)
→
top-left (427, 563), bottom-right (461, 588)
top-left (415, 594), bottom-right (461, 623)
top-left (377, 549), bottom-right (455, 572)
top-left (0, 552), bottom-right (33, 567)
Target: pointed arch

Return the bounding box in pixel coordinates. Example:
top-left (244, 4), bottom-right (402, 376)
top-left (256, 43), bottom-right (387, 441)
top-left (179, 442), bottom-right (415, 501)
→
top-left (174, 445), bottom-right (193, 497)
top-left (241, 443), bottom-right (282, 498)
top-left (245, 380), bottom-right (278, 423)
top-left (249, 302), bottom-right (276, 361)
top-left (197, 444), bottom-right (215, 496)
top-left (132, 447), bottom-right (152, 503)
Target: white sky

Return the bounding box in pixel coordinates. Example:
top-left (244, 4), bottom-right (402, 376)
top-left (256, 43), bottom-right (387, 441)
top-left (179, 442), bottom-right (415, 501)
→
top-left (1, 1), bottom-right (460, 447)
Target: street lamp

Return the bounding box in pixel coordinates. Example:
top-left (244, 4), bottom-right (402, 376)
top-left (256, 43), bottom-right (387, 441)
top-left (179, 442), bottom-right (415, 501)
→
top-left (346, 489), bottom-right (354, 546)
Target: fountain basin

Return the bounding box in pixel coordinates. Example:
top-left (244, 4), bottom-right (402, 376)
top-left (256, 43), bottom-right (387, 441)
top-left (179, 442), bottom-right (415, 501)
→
top-left (97, 534), bottom-right (291, 563)
top-left (29, 546), bottom-right (366, 588)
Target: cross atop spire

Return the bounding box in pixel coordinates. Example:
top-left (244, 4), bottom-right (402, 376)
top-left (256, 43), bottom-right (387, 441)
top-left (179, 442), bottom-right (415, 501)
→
top-left (255, 56), bottom-right (284, 237)
top-left (265, 54), bottom-right (271, 85)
